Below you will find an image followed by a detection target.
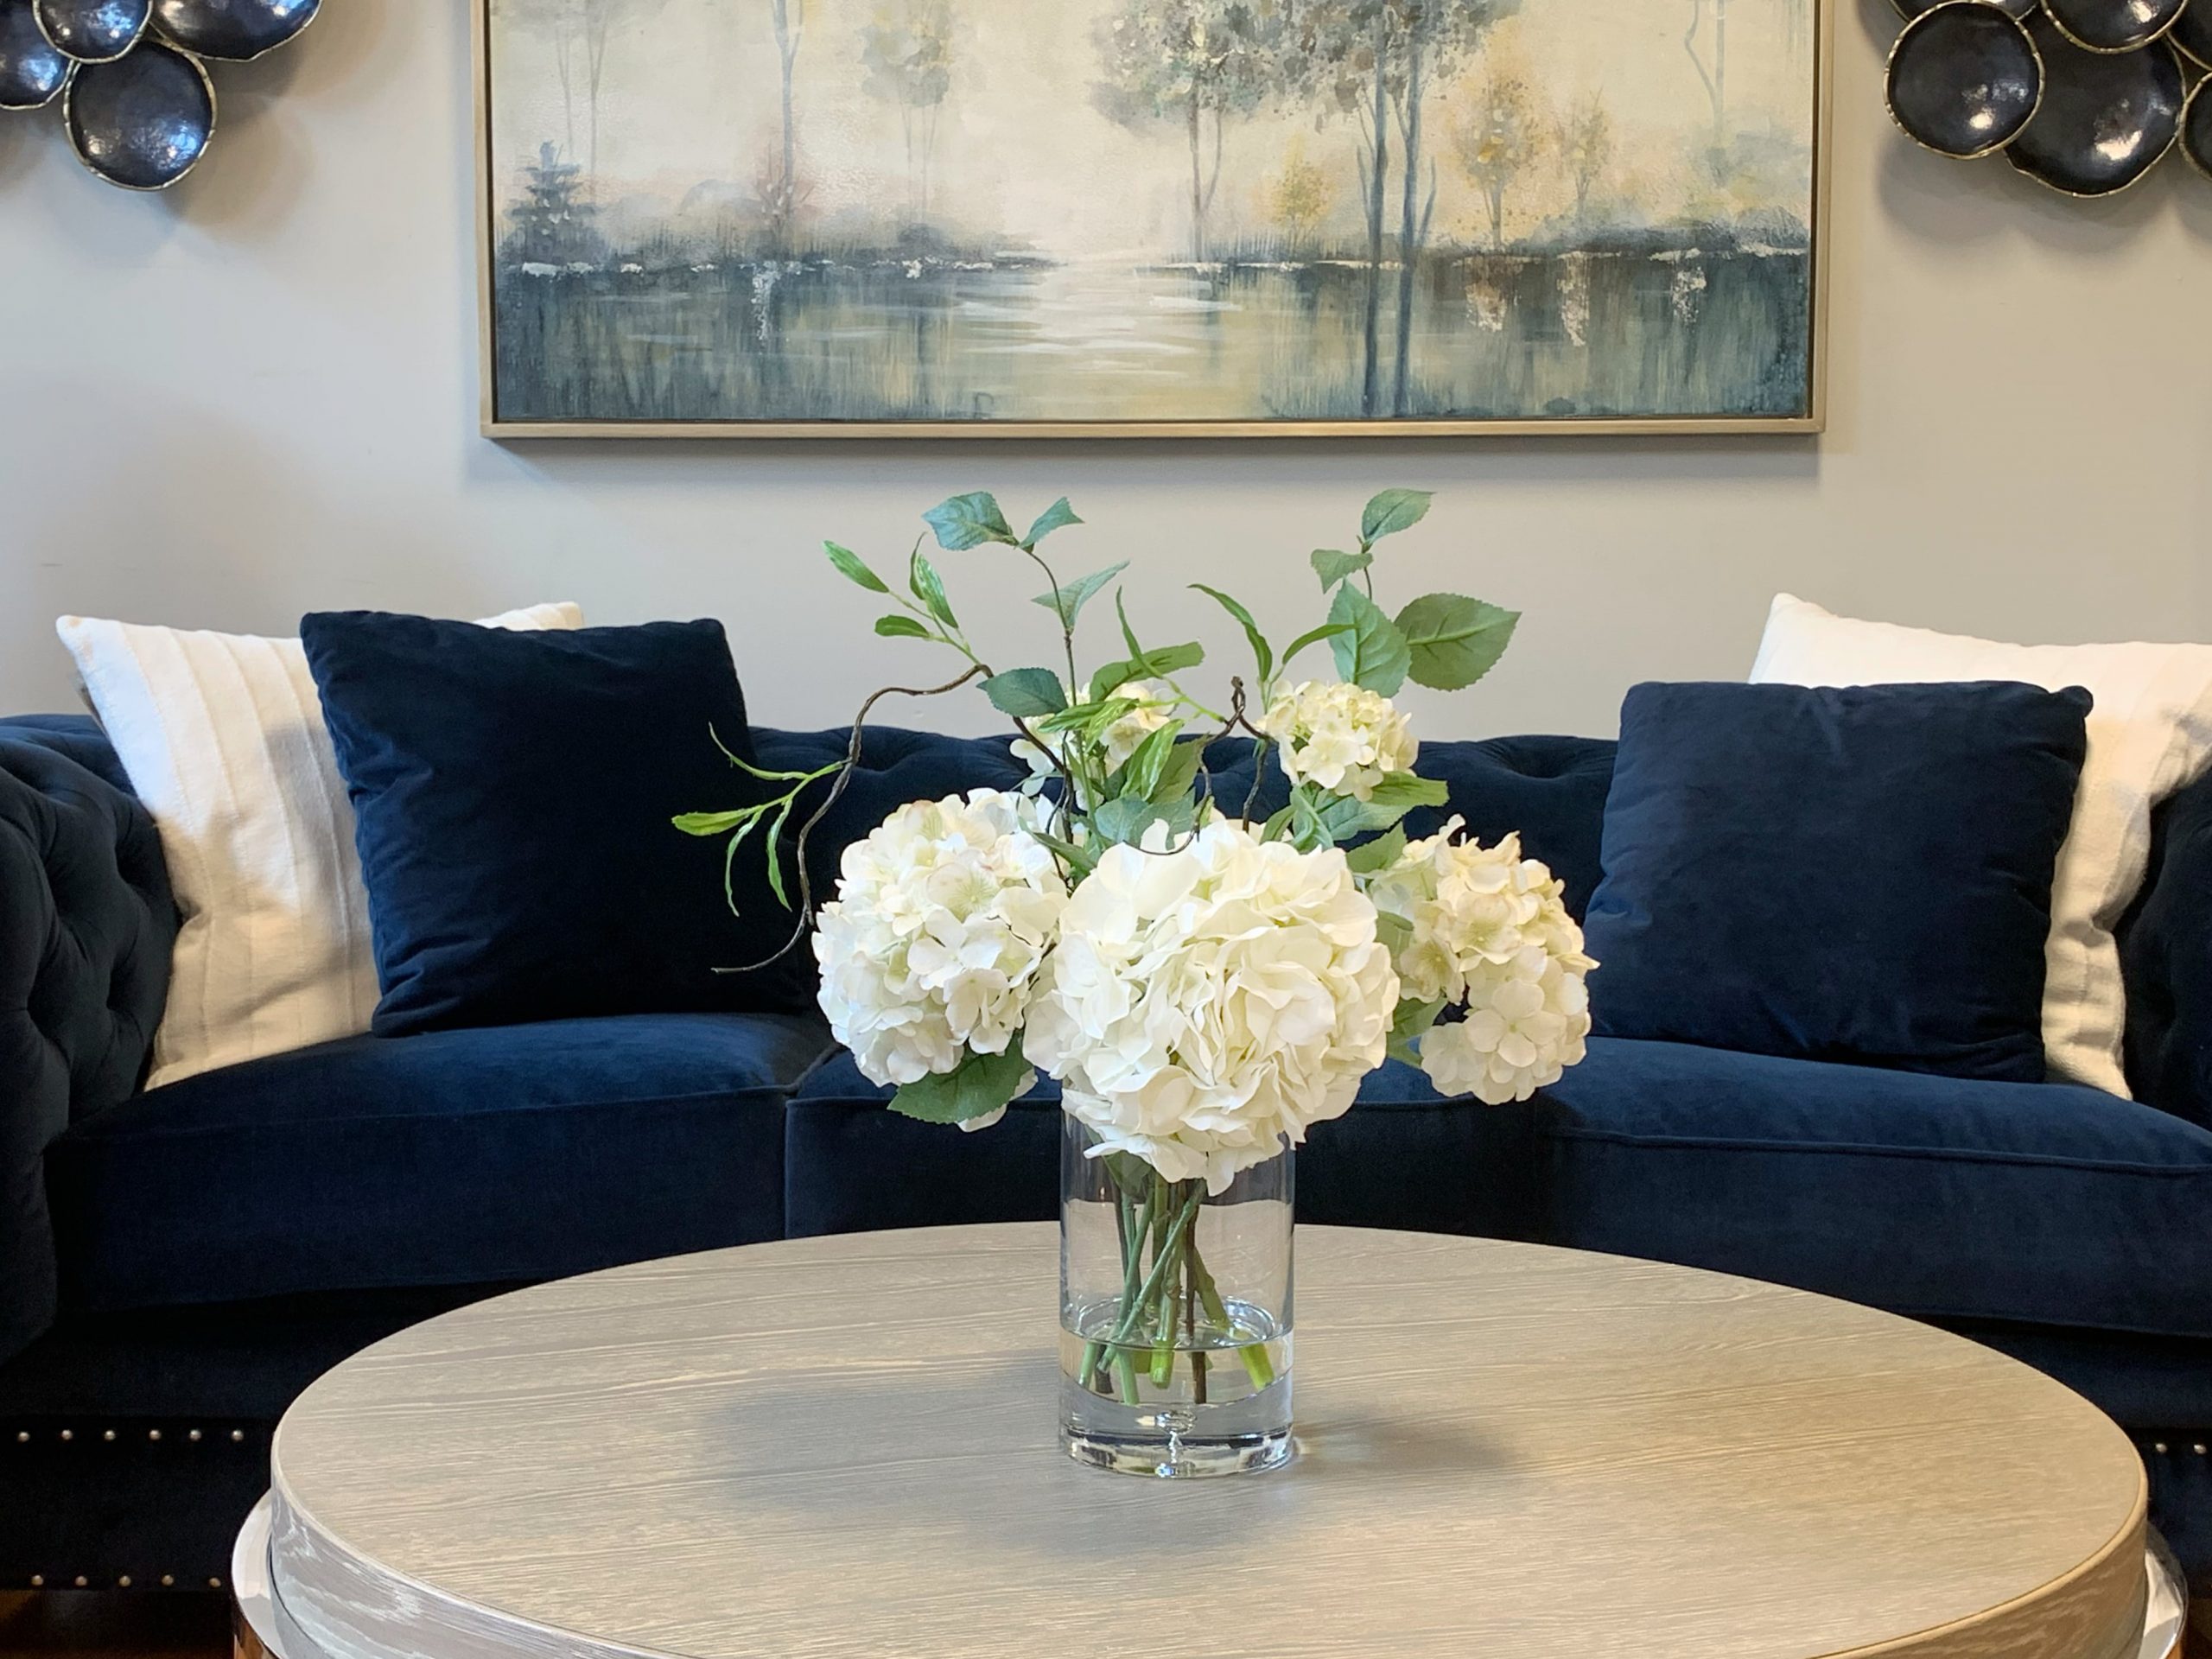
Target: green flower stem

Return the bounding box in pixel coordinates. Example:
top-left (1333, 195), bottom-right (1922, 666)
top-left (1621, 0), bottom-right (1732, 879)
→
top-left (1108, 1187), bottom-right (1204, 1351)
top-left (1112, 1348), bottom-right (1141, 1407)
top-left (1188, 1238), bottom-right (1277, 1393)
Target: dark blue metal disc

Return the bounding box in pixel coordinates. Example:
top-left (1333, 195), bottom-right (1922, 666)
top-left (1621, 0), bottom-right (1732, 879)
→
top-left (2042, 0), bottom-right (2188, 53)
top-left (2183, 73), bottom-right (2212, 176)
top-left (2169, 0), bottom-right (2212, 65)
top-left (1894, 0), bottom-right (2040, 21)
top-left (33, 0), bottom-right (148, 62)
top-left (64, 35), bottom-right (213, 188)
top-left (2006, 15), bottom-right (2183, 192)
top-left (0, 0), bottom-right (71, 105)
top-left (1888, 3), bottom-right (2045, 158)
top-left (149, 0), bottom-right (315, 61)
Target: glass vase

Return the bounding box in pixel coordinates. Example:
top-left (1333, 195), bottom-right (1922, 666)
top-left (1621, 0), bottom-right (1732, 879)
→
top-left (1058, 1116), bottom-right (1294, 1478)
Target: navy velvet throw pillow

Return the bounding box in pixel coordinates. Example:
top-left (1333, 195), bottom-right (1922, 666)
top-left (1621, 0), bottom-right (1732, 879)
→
top-left (1583, 680), bottom-right (2091, 1083)
top-left (302, 613), bottom-right (815, 1036)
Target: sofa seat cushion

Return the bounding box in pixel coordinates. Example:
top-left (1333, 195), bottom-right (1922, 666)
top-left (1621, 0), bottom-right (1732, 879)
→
top-left (785, 1052), bottom-right (1540, 1241)
top-left (1536, 1038), bottom-right (2212, 1338)
top-left (48, 1013), bottom-right (833, 1311)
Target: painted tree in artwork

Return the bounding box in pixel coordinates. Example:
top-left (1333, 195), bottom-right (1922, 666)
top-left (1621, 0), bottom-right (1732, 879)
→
top-left (1278, 0), bottom-right (1519, 415)
top-left (1457, 66), bottom-right (1541, 249)
top-left (1382, 1), bottom-right (1517, 413)
top-left (1555, 90), bottom-right (1612, 223)
top-left (1682, 0), bottom-right (1730, 173)
top-left (504, 141), bottom-right (608, 266)
top-left (763, 0), bottom-right (808, 247)
top-left (499, 0), bottom-right (667, 182)
top-left (1268, 136), bottom-right (1334, 253)
top-left (860, 0), bottom-right (955, 225)
top-left (1094, 0), bottom-right (1280, 260)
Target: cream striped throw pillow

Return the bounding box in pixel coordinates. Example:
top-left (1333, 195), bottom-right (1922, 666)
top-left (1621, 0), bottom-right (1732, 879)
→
top-left (57, 604), bottom-right (583, 1089)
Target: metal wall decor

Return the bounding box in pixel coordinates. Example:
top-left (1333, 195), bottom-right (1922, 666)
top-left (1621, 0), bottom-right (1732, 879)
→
top-left (0, 0), bottom-right (315, 189)
top-left (1885, 0), bottom-right (2209, 195)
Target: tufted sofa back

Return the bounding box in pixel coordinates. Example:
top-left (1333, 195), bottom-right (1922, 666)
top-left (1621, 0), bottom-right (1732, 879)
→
top-left (0, 716), bottom-right (175, 1361)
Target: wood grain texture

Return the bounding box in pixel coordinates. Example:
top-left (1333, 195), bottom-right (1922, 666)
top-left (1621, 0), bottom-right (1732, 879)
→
top-left (265, 1226), bottom-right (2145, 1659)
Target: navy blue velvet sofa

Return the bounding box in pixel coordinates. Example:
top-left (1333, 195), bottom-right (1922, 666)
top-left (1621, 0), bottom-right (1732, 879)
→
top-left (3, 713), bottom-right (2209, 1599)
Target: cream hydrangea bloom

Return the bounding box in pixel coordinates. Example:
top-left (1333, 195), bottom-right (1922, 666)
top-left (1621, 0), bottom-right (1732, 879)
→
top-left (1363, 817), bottom-right (1597, 1105)
top-left (1259, 680), bottom-right (1418, 801)
top-left (1013, 679), bottom-right (1179, 797)
top-left (813, 791), bottom-right (1067, 1103)
top-left (1024, 819), bottom-right (1400, 1192)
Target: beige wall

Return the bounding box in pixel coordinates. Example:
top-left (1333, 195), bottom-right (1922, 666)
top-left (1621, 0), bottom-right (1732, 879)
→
top-left (3, 0), bottom-right (2207, 741)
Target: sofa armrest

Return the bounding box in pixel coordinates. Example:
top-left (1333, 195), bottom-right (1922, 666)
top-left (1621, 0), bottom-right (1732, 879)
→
top-left (0, 717), bottom-right (175, 1362)
top-left (2120, 765), bottom-right (2212, 1131)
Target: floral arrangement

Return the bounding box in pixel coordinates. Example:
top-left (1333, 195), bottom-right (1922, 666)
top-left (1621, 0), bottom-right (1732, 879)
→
top-left (679, 491), bottom-right (1594, 1431)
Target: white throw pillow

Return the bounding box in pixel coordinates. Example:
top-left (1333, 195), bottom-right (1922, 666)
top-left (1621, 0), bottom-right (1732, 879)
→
top-left (57, 604), bottom-right (585, 1089)
top-left (1750, 594), bottom-right (2212, 1097)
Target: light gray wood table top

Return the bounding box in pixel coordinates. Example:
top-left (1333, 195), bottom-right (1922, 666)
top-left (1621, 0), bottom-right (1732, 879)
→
top-left (264, 1224), bottom-right (2148, 1659)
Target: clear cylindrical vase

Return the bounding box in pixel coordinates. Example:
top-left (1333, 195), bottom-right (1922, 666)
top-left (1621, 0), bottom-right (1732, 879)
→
top-left (1058, 1116), bottom-right (1294, 1478)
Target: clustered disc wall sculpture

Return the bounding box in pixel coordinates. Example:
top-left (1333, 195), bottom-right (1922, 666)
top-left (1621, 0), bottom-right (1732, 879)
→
top-left (1886, 0), bottom-right (2212, 194)
top-left (0, 0), bottom-right (316, 190)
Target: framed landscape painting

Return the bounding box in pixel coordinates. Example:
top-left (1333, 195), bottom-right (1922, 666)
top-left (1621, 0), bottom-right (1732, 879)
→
top-left (475, 0), bottom-right (1829, 437)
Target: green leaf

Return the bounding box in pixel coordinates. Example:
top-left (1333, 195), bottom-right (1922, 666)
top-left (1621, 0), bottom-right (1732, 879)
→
top-left (1327, 585), bottom-right (1411, 696)
top-left (1023, 497), bottom-right (1083, 549)
top-left (1388, 996), bottom-right (1446, 1067)
top-left (1090, 795), bottom-right (1168, 848)
top-left (1115, 589), bottom-right (1147, 664)
top-left (1312, 548), bottom-right (1373, 591)
top-left (1363, 772), bottom-right (1450, 811)
top-left (671, 809), bottom-right (755, 837)
top-left (1150, 738), bottom-right (1206, 805)
top-left (1360, 489), bottom-right (1433, 545)
top-left (1396, 594), bottom-right (1522, 692)
top-left (888, 1040), bottom-right (1033, 1125)
top-left (1032, 562), bottom-right (1128, 631)
top-left (1032, 830), bottom-right (1099, 881)
top-left (1088, 643), bottom-right (1203, 703)
top-left (982, 668), bottom-right (1069, 720)
top-left (1259, 804), bottom-right (1296, 842)
top-left (1091, 792), bottom-right (1196, 849)
top-left (1038, 695), bottom-right (1141, 736)
top-left (923, 492), bottom-right (1018, 550)
top-left (874, 613), bottom-right (931, 639)
top-left (909, 550), bottom-right (957, 628)
top-left (1116, 721), bottom-right (1184, 801)
top-left (1345, 824), bottom-right (1408, 874)
top-left (762, 791), bottom-right (799, 910)
top-left (823, 541), bottom-right (890, 594)
top-left (1281, 620), bottom-right (1354, 666)
top-left (1191, 583), bottom-right (1273, 686)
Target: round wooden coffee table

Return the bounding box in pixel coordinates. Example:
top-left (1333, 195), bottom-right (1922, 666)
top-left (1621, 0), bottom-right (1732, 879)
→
top-left (235, 1225), bottom-right (2176, 1659)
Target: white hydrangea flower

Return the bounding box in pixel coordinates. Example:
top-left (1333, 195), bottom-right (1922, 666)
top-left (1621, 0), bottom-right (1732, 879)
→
top-left (1259, 680), bottom-right (1418, 801)
top-left (1024, 819), bottom-right (1400, 1192)
top-left (1363, 817), bottom-right (1597, 1105)
top-left (1012, 679), bottom-right (1179, 798)
top-left (813, 791), bottom-right (1067, 1095)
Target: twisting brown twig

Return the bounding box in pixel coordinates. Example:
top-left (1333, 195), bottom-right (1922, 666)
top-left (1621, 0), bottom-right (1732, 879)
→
top-left (718, 664), bottom-right (988, 976)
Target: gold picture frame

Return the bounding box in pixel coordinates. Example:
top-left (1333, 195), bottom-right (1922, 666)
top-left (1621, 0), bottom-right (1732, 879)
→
top-left (474, 0), bottom-right (1832, 441)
